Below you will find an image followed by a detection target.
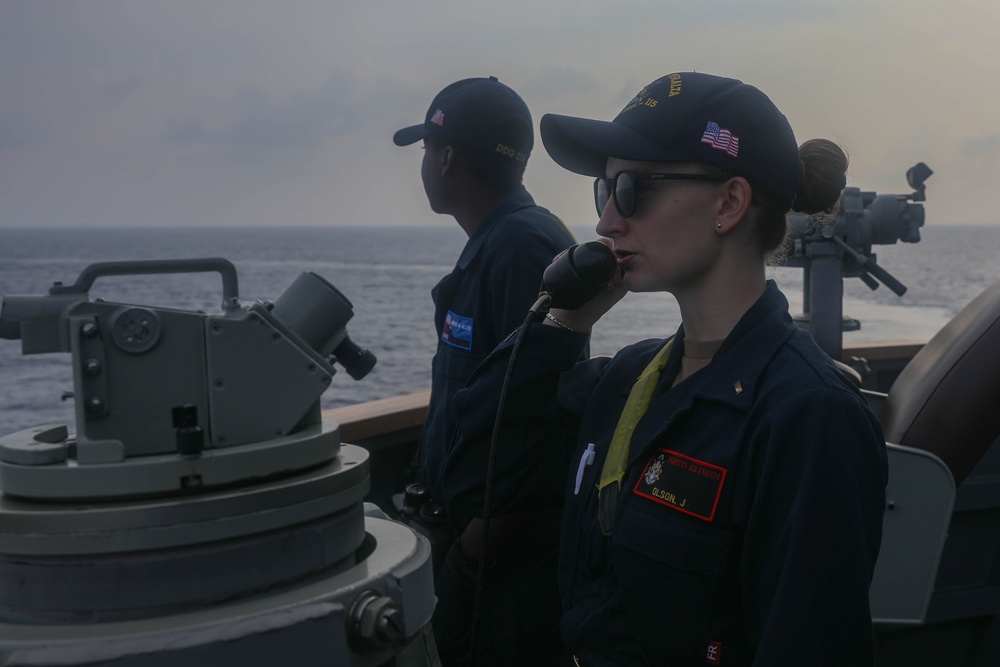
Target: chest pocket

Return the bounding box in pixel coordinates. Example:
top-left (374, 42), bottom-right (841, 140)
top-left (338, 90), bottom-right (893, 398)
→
top-left (434, 343), bottom-right (487, 382)
top-left (611, 496), bottom-right (734, 661)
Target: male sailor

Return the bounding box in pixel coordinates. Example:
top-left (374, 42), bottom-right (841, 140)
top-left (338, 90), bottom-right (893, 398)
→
top-left (394, 75), bottom-right (578, 666)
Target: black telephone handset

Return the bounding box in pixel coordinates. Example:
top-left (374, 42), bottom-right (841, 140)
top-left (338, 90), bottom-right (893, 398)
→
top-left (540, 241), bottom-right (618, 310)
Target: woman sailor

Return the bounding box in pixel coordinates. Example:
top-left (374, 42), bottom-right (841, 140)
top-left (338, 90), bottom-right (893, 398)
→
top-left (442, 72), bottom-right (887, 666)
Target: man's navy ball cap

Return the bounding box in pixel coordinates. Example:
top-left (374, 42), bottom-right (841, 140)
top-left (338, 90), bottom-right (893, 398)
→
top-left (393, 76), bottom-right (533, 163)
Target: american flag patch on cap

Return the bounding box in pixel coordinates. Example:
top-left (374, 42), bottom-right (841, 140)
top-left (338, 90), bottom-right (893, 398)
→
top-left (700, 121), bottom-right (739, 157)
top-left (430, 109), bottom-right (445, 126)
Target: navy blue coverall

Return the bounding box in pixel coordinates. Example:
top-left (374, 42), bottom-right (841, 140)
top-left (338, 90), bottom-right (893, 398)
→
top-left (444, 281), bottom-right (887, 666)
top-left (421, 184), bottom-right (576, 503)
top-left (421, 184), bottom-right (577, 665)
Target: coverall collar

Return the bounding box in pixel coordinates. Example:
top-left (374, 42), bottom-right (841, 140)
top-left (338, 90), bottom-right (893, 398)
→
top-left (455, 185), bottom-right (536, 271)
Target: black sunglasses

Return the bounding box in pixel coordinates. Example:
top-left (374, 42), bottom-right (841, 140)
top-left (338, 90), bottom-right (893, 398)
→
top-left (594, 171), bottom-right (729, 218)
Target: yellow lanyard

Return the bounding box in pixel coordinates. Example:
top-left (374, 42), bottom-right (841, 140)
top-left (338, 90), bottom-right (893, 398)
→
top-left (597, 339), bottom-right (674, 534)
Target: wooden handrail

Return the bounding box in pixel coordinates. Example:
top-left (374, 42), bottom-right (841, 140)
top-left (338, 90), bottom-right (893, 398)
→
top-left (324, 389), bottom-right (431, 443)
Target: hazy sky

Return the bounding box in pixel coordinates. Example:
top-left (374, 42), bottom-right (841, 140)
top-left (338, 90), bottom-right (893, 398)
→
top-left (1, 0), bottom-right (998, 230)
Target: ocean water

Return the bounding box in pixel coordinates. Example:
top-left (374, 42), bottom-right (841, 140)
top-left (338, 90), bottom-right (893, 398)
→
top-left (1, 224), bottom-right (998, 436)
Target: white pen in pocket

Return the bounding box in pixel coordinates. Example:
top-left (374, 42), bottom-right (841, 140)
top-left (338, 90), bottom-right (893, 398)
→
top-left (575, 443), bottom-right (597, 495)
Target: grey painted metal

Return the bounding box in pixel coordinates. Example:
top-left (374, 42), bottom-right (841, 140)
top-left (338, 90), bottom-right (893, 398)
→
top-left (0, 443), bottom-right (369, 555)
top-left (0, 504), bottom-right (367, 621)
top-left (270, 271), bottom-right (356, 358)
top-left (870, 442), bottom-right (955, 625)
top-left (0, 420), bottom-right (342, 500)
top-left (0, 517), bottom-right (436, 667)
top-left (0, 262), bottom-right (369, 500)
top-left (204, 304), bottom-right (335, 448)
top-left (0, 292), bottom-right (90, 353)
top-left (47, 257), bottom-right (242, 311)
top-left (802, 240), bottom-right (846, 359)
top-left (783, 164), bottom-right (930, 360)
top-left (0, 260), bottom-right (434, 666)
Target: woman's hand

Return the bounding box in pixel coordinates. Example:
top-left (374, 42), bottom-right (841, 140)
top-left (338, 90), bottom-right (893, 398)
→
top-left (545, 238), bottom-right (627, 332)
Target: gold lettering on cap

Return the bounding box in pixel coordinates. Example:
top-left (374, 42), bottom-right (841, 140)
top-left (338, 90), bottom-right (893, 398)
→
top-left (621, 85), bottom-right (660, 114)
top-left (668, 73), bottom-right (683, 97)
top-left (495, 143), bottom-right (528, 164)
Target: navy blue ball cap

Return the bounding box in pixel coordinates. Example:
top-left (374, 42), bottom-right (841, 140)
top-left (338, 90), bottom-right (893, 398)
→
top-left (541, 72), bottom-right (804, 209)
top-left (393, 76), bottom-right (533, 163)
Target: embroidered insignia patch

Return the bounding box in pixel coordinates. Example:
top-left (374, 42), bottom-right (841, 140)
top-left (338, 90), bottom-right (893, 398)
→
top-left (644, 454), bottom-right (665, 485)
top-left (633, 447), bottom-right (727, 522)
top-left (442, 310), bottom-right (473, 350)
